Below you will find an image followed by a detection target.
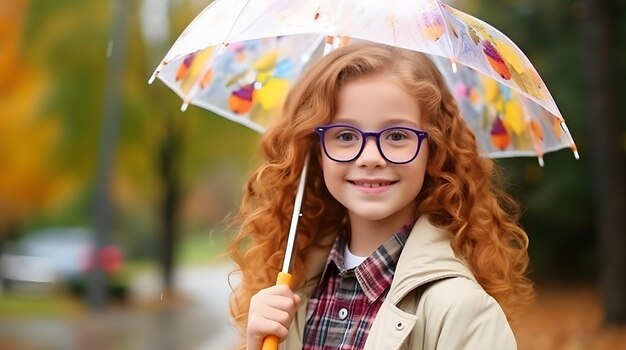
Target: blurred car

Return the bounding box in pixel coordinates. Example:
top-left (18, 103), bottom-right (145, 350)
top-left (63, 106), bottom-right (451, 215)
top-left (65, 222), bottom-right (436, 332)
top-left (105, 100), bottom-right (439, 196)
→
top-left (0, 227), bottom-right (128, 300)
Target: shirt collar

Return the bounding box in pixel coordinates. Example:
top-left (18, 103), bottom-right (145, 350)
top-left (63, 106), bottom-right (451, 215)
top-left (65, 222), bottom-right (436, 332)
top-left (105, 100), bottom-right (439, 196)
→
top-left (324, 219), bottom-right (415, 302)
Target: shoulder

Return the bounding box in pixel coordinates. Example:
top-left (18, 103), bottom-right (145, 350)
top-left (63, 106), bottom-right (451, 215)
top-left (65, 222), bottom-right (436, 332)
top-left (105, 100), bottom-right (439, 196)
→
top-left (417, 277), bottom-right (517, 349)
top-left (421, 277), bottom-right (506, 323)
top-left (422, 277), bottom-right (494, 311)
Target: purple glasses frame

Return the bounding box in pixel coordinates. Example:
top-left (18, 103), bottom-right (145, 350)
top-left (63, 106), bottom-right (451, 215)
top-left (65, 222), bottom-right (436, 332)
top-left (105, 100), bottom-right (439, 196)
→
top-left (314, 124), bottom-right (429, 164)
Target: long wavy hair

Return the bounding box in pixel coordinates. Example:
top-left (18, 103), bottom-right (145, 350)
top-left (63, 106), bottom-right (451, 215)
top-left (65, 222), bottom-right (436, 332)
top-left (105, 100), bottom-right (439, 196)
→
top-left (228, 43), bottom-right (533, 344)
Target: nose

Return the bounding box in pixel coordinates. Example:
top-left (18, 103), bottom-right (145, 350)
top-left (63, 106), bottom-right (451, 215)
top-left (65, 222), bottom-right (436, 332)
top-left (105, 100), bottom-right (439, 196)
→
top-left (355, 137), bottom-right (386, 168)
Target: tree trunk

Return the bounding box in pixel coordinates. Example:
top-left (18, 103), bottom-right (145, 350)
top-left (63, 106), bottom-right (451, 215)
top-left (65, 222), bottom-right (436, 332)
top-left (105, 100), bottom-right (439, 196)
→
top-left (88, 0), bottom-right (129, 310)
top-left (159, 115), bottom-right (181, 291)
top-left (581, 0), bottom-right (626, 325)
top-left (0, 221), bottom-right (18, 291)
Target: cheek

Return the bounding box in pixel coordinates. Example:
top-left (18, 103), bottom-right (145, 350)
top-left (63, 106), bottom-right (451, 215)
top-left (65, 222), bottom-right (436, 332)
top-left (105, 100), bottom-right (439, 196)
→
top-left (408, 152), bottom-right (429, 191)
top-left (321, 157), bottom-right (339, 184)
top-left (321, 157), bottom-right (348, 201)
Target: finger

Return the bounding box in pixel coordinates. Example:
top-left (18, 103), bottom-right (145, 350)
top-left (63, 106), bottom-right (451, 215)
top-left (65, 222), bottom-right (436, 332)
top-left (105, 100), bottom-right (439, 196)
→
top-left (246, 320), bottom-right (289, 350)
top-left (258, 284), bottom-right (294, 297)
top-left (248, 312), bottom-right (290, 340)
top-left (261, 295), bottom-right (299, 312)
top-left (251, 290), bottom-right (299, 312)
top-left (258, 316), bottom-right (290, 341)
top-left (249, 297), bottom-right (296, 325)
top-left (258, 306), bottom-right (293, 329)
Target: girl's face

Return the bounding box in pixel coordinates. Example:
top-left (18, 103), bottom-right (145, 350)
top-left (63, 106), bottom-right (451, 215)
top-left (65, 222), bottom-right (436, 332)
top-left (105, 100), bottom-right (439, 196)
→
top-left (321, 74), bottom-right (429, 228)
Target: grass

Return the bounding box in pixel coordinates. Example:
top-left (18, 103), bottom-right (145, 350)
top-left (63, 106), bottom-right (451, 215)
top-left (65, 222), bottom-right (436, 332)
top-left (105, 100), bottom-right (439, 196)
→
top-left (123, 231), bottom-right (230, 273)
top-left (0, 291), bottom-right (84, 318)
top-left (176, 231), bottom-right (230, 266)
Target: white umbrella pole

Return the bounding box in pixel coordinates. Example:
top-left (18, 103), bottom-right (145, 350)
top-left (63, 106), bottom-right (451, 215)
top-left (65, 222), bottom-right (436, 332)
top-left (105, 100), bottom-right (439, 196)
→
top-left (281, 153), bottom-right (310, 273)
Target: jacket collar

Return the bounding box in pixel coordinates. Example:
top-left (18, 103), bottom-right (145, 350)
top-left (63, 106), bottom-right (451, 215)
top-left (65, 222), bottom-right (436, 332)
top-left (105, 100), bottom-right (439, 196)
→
top-left (299, 215), bottom-right (475, 303)
top-left (385, 215), bottom-right (476, 305)
top-left (285, 215), bottom-right (476, 350)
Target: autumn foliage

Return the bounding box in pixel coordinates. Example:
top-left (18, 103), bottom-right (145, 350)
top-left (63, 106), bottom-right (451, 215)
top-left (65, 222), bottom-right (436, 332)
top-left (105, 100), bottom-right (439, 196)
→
top-left (0, 0), bottom-right (74, 236)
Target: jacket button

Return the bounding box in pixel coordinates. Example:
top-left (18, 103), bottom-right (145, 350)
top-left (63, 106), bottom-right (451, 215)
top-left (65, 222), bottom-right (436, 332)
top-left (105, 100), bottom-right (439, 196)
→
top-left (395, 322), bottom-right (404, 331)
top-left (338, 308), bottom-right (348, 320)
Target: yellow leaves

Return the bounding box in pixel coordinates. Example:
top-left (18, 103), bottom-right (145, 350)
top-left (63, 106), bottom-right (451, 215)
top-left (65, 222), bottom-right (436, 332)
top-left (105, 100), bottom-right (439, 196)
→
top-left (0, 63), bottom-right (53, 208)
top-left (0, 0), bottom-right (26, 93)
top-left (482, 76), bottom-right (525, 136)
top-left (0, 102), bottom-right (72, 223)
top-left (254, 77), bottom-right (289, 110)
top-left (0, 0), bottom-right (78, 231)
top-left (253, 50), bottom-right (278, 71)
top-left (484, 77), bottom-right (500, 103)
top-left (493, 41), bottom-right (525, 74)
top-left (180, 48), bottom-right (213, 94)
top-left (503, 99), bottom-right (525, 135)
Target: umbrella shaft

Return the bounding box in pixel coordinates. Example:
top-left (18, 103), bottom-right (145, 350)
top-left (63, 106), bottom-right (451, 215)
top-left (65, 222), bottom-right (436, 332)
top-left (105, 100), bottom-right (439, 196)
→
top-left (282, 153), bottom-right (309, 273)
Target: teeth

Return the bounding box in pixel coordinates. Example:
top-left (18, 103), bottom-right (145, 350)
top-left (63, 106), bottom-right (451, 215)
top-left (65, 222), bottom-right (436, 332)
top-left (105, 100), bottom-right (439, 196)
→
top-left (355, 182), bottom-right (389, 188)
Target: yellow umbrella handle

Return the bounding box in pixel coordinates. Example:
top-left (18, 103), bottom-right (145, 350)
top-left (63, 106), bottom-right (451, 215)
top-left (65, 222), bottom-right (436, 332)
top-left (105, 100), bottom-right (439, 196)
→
top-left (261, 272), bottom-right (293, 350)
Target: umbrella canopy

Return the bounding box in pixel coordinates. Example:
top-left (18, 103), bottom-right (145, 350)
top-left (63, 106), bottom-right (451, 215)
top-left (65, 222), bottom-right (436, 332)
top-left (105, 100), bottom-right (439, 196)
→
top-left (149, 0), bottom-right (578, 164)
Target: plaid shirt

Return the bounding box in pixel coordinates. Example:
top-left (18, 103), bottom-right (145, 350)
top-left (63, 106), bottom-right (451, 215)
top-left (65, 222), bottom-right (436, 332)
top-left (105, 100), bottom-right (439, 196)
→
top-left (303, 221), bottom-right (413, 350)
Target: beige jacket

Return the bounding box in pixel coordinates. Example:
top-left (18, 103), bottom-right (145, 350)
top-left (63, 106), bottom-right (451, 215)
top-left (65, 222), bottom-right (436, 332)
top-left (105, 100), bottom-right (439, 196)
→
top-left (281, 216), bottom-right (516, 350)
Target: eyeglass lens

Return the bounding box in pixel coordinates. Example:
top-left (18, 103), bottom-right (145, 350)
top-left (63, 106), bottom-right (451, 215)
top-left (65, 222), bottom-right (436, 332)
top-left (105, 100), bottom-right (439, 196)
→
top-left (321, 125), bottom-right (423, 163)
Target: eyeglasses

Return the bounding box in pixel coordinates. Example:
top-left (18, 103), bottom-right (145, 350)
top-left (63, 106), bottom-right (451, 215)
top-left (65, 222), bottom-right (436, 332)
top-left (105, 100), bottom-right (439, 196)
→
top-left (314, 124), bottom-right (428, 164)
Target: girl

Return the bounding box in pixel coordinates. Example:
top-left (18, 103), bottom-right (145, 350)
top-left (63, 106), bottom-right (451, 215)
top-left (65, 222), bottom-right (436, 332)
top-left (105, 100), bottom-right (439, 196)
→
top-left (228, 43), bottom-right (533, 350)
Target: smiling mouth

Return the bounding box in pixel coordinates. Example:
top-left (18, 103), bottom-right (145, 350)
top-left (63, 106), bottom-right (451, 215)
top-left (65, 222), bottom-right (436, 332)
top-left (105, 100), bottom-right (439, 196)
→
top-left (350, 181), bottom-right (397, 188)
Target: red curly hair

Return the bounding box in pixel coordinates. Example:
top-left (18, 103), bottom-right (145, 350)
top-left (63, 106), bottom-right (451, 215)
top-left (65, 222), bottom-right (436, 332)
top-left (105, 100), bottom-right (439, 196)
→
top-left (228, 43), bottom-right (533, 346)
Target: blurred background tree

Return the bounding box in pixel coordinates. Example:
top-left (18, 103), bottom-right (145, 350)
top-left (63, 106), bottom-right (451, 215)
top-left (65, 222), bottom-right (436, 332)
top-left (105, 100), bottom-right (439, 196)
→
top-left (0, 0), bottom-right (78, 247)
top-left (579, 0), bottom-right (625, 324)
top-left (5, 0), bottom-right (260, 298)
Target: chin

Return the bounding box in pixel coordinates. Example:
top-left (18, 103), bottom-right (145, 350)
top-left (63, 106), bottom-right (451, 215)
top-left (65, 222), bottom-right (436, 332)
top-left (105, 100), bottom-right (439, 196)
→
top-left (349, 209), bottom-right (397, 222)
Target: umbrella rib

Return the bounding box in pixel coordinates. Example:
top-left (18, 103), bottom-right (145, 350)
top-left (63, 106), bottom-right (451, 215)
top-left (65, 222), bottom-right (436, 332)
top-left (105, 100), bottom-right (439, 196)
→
top-left (149, 0), bottom-right (242, 83)
top-left (221, 0), bottom-right (256, 44)
top-left (434, 0), bottom-right (456, 65)
top-left (180, 47), bottom-right (226, 112)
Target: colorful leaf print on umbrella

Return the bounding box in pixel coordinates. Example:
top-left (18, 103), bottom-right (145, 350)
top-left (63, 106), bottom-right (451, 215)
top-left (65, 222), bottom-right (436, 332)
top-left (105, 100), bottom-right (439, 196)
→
top-left (433, 54), bottom-right (570, 166)
top-left (153, 34), bottom-right (323, 133)
top-left (150, 0), bottom-right (577, 162)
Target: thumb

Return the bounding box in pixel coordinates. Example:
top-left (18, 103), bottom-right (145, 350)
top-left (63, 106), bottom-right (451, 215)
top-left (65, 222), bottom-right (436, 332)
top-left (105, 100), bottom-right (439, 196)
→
top-left (294, 293), bottom-right (301, 305)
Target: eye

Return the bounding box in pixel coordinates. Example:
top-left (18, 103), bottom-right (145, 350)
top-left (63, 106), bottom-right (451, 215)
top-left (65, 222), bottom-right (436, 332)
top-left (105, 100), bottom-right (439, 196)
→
top-left (386, 130), bottom-right (409, 141)
top-left (335, 130), bottom-right (360, 142)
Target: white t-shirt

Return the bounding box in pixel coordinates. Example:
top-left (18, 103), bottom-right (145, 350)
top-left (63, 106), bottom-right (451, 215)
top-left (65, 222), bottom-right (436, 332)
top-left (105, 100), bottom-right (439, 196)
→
top-left (343, 244), bottom-right (367, 270)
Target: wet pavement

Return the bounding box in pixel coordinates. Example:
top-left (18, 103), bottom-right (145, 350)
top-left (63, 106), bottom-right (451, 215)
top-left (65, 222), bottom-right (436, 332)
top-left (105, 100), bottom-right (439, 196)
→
top-left (0, 261), bottom-right (239, 350)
